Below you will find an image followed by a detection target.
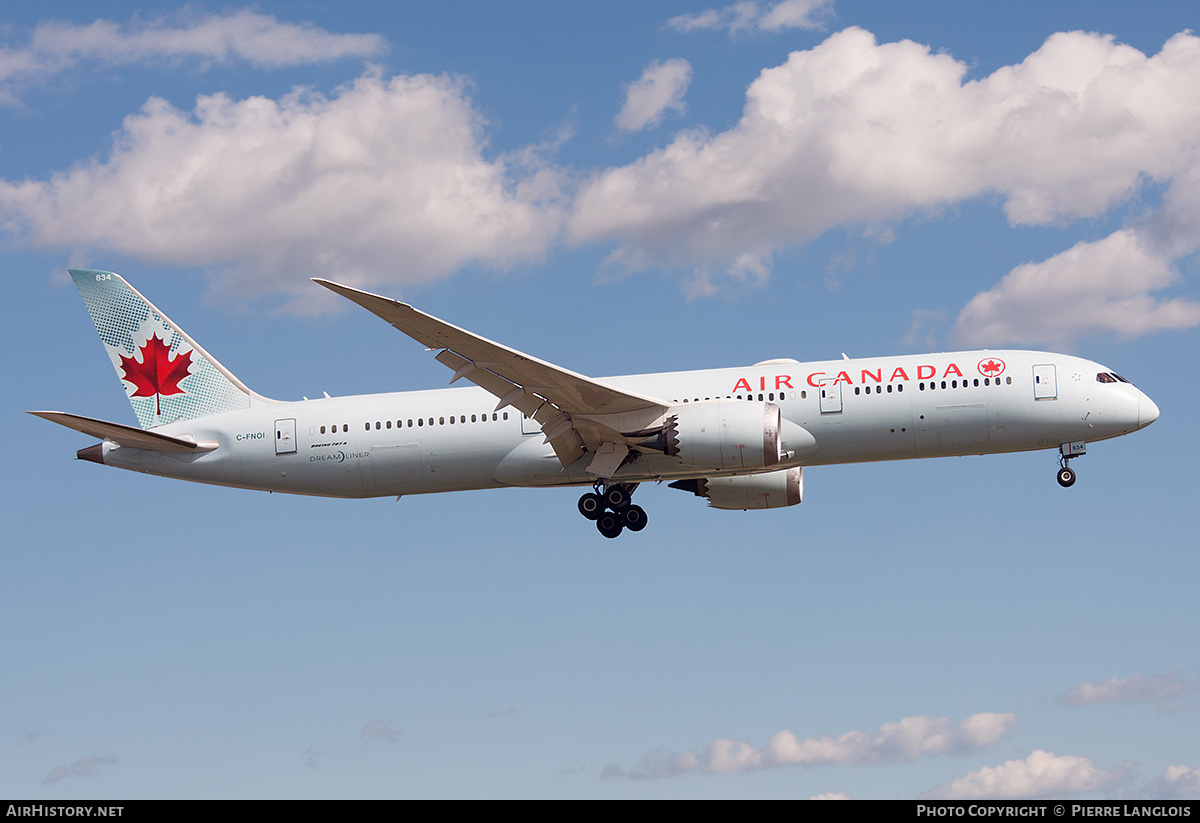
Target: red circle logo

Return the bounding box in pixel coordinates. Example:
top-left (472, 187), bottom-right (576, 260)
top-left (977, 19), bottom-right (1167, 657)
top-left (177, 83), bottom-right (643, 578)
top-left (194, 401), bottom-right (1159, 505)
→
top-left (977, 357), bottom-right (1006, 378)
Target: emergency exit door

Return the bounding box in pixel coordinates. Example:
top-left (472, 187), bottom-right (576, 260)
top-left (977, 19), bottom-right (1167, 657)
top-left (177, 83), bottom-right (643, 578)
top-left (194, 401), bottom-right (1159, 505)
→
top-left (275, 418), bottom-right (297, 454)
top-left (819, 378), bottom-right (843, 413)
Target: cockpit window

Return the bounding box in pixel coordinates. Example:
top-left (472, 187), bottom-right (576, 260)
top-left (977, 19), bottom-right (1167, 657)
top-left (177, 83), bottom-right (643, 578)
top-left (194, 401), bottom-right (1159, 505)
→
top-left (1113, 373), bottom-right (1131, 383)
top-left (1096, 373), bottom-right (1118, 383)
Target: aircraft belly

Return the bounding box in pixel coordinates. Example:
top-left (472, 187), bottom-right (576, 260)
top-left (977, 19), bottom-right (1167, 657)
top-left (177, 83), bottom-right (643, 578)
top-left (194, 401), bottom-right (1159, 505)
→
top-left (367, 438), bottom-right (510, 495)
top-left (800, 400), bottom-right (917, 464)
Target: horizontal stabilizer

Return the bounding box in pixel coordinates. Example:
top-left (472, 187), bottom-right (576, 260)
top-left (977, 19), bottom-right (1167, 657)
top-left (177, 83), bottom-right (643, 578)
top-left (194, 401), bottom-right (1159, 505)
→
top-left (28, 411), bottom-right (216, 453)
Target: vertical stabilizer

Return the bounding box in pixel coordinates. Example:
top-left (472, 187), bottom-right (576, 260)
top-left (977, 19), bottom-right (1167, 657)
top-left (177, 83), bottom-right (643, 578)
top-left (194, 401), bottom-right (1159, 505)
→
top-left (70, 270), bottom-right (273, 429)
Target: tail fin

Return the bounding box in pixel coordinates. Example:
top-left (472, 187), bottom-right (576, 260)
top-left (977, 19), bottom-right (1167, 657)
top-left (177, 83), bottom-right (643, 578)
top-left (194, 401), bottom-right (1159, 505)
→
top-left (70, 269), bottom-right (274, 429)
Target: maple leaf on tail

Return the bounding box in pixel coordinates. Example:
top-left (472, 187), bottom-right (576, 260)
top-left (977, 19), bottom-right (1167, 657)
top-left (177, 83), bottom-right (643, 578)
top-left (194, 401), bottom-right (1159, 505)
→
top-left (119, 334), bottom-right (193, 416)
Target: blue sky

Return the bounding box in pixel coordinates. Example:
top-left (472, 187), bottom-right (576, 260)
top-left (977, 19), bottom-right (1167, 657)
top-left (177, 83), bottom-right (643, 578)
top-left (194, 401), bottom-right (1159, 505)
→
top-left (2, 0), bottom-right (1198, 799)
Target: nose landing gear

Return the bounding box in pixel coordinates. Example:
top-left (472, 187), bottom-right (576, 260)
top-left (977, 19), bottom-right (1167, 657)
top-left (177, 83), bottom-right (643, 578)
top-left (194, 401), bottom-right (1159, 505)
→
top-left (1056, 441), bottom-right (1086, 487)
top-left (579, 483), bottom-right (645, 538)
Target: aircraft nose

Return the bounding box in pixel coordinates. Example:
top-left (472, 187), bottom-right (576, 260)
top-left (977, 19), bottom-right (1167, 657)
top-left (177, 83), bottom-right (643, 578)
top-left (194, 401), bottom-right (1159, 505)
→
top-left (1139, 394), bottom-right (1160, 429)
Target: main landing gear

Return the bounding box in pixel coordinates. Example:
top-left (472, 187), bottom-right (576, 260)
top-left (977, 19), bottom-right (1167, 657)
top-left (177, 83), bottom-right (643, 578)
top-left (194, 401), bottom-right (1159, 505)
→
top-left (578, 483), bottom-right (646, 539)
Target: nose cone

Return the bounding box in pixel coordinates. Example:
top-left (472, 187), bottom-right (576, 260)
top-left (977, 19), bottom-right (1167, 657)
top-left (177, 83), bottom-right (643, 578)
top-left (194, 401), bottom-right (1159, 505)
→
top-left (1139, 394), bottom-right (1160, 429)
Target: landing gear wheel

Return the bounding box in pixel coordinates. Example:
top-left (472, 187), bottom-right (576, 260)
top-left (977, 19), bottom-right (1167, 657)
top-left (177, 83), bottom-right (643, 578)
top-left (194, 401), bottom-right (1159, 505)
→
top-left (1057, 466), bottom-right (1076, 488)
top-left (604, 486), bottom-right (630, 511)
top-left (578, 492), bottom-right (603, 520)
top-left (621, 504), bottom-right (648, 532)
top-left (596, 512), bottom-right (624, 539)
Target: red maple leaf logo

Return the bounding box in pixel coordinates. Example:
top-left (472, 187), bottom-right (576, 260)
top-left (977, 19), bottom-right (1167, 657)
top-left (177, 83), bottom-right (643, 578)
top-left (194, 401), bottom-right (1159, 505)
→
top-left (119, 334), bottom-right (192, 416)
top-left (978, 358), bottom-right (1006, 377)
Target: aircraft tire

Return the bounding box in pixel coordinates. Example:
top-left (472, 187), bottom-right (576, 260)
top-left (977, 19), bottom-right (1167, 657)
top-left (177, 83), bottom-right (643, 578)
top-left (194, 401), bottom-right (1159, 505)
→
top-left (1057, 467), bottom-right (1076, 487)
top-left (578, 492), bottom-right (604, 520)
top-left (621, 504), bottom-right (647, 532)
top-left (604, 486), bottom-right (630, 510)
top-left (596, 512), bottom-right (624, 538)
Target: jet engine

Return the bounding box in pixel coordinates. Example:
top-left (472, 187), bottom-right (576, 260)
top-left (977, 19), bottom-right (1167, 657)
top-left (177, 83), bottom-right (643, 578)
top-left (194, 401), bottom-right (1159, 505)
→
top-left (637, 401), bottom-right (782, 471)
top-left (669, 467), bottom-right (803, 510)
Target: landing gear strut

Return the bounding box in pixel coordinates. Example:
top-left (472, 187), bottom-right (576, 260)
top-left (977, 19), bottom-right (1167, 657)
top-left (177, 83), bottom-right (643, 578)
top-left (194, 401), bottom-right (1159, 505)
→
top-left (578, 482), bottom-right (644, 538)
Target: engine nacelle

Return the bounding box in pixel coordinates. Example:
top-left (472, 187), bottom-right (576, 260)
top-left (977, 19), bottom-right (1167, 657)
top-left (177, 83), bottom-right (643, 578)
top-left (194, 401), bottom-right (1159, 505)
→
top-left (669, 468), bottom-right (803, 510)
top-left (668, 401), bottom-right (782, 471)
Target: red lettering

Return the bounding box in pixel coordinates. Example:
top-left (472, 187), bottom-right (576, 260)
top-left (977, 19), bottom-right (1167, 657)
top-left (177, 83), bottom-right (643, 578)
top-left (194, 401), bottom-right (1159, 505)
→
top-left (890, 367), bottom-right (909, 382)
top-left (917, 365), bottom-right (935, 380)
top-left (943, 363), bottom-right (963, 378)
top-left (807, 372), bottom-right (825, 388)
top-left (835, 371), bottom-right (852, 385)
top-left (861, 368), bottom-right (882, 383)
top-left (775, 375), bottom-right (793, 389)
top-left (759, 376), bottom-right (766, 391)
top-left (732, 378), bottom-right (752, 393)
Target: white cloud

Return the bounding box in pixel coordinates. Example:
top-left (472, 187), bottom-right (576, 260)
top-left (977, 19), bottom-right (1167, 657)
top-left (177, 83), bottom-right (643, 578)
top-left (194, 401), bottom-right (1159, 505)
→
top-left (1144, 765), bottom-right (1200, 799)
top-left (920, 750), bottom-right (1131, 800)
top-left (668, 1), bottom-right (832, 34)
top-left (1059, 670), bottom-right (1199, 711)
top-left (0, 71), bottom-right (568, 310)
top-left (604, 712), bottom-right (1016, 779)
top-left (570, 27), bottom-right (1200, 339)
top-left (43, 754), bottom-right (118, 784)
top-left (810, 791), bottom-right (851, 799)
top-left (616, 59), bottom-right (693, 133)
top-left (0, 10), bottom-right (384, 103)
top-left (952, 230), bottom-right (1200, 348)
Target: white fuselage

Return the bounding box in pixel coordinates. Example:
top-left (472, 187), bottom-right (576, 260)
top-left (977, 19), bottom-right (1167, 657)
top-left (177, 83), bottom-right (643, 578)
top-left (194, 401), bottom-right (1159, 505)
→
top-left (93, 350), bottom-right (1157, 498)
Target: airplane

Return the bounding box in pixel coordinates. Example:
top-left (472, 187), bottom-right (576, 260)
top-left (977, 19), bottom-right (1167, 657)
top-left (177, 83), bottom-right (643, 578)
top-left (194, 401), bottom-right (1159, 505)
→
top-left (31, 269), bottom-right (1160, 539)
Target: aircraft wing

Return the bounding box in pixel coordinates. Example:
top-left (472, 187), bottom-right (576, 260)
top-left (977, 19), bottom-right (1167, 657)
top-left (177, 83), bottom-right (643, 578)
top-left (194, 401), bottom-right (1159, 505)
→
top-left (313, 280), bottom-right (671, 473)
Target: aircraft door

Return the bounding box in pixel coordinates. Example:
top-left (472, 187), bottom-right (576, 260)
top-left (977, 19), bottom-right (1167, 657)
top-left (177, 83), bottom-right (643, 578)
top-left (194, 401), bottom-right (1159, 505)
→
top-left (520, 413), bottom-right (540, 436)
top-left (819, 378), bottom-right (843, 413)
top-left (1033, 365), bottom-right (1058, 399)
top-left (275, 418), bottom-right (297, 454)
